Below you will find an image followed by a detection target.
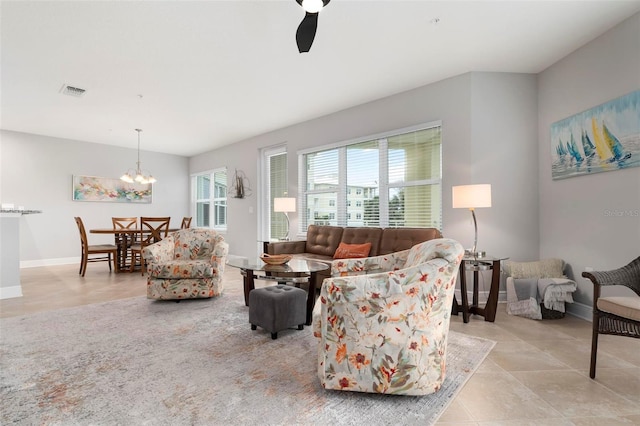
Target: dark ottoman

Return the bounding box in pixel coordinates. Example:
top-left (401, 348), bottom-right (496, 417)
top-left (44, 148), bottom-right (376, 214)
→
top-left (249, 285), bottom-right (306, 339)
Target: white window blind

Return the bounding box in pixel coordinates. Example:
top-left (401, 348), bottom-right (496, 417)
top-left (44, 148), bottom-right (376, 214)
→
top-left (300, 122), bottom-right (442, 231)
top-left (268, 151), bottom-right (288, 240)
top-left (303, 149), bottom-right (339, 226)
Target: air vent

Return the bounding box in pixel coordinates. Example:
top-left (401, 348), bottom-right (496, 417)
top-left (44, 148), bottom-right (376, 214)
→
top-left (60, 84), bottom-right (86, 97)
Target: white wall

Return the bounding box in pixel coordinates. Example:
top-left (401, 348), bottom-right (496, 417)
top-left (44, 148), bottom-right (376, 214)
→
top-left (470, 72), bottom-right (539, 262)
top-left (0, 130), bottom-right (190, 265)
top-left (538, 13), bottom-right (640, 308)
top-left (191, 72), bottom-right (540, 287)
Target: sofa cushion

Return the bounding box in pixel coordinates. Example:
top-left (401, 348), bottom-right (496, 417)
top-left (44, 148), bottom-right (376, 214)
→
top-left (340, 227), bottom-right (383, 255)
top-left (333, 242), bottom-right (372, 259)
top-left (379, 228), bottom-right (442, 255)
top-left (305, 225), bottom-right (343, 257)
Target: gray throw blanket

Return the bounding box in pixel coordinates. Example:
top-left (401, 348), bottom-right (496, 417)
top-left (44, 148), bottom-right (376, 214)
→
top-left (506, 277), bottom-right (541, 319)
top-left (506, 277), bottom-right (577, 320)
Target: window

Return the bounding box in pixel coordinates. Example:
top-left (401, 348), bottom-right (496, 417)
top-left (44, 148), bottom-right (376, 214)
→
top-left (258, 144), bottom-right (292, 240)
top-left (269, 152), bottom-right (288, 240)
top-left (300, 122), bottom-right (442, 231)
top-left (192, 168), bottom-right (227, 229)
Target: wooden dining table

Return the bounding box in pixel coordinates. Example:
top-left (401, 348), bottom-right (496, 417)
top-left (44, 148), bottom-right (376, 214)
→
top-left (90, 228), bottom-right (179, 271)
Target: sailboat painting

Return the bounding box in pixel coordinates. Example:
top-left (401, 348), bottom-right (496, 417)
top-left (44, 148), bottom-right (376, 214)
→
top-left (550, 90), bottom-right (640, 180)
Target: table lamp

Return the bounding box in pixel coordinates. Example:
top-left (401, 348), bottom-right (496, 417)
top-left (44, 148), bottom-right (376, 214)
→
top-left (452, 184), bottom-right (492, 257)
top-left (274, 197), bottom-right (296, 241)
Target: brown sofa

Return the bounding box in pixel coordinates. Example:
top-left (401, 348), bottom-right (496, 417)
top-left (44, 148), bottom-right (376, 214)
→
top-left (265, 224), bottom-right (443, 288)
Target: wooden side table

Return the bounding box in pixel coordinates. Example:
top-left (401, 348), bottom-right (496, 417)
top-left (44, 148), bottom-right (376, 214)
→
top-left (453, 255), bottom-right (507, 323)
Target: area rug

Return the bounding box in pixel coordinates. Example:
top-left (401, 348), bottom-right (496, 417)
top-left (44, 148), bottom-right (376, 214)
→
top-left (0, 279), bottom-right (495, 425)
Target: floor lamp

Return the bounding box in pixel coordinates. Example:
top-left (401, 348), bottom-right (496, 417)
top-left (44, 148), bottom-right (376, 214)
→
top-left (274, 197), bottom-right (296, 241)
top-left (452, 184), bottom-right (492, 257)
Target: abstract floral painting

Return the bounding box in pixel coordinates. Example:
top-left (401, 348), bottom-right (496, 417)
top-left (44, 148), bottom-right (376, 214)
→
top-left (72, 175), bottom-right (152, 203)
top-left (550, 90), bottom-right (640, 180)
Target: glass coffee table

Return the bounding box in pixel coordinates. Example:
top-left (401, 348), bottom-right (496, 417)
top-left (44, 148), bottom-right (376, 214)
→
top-left (227, 257), bottom-right (329, 325)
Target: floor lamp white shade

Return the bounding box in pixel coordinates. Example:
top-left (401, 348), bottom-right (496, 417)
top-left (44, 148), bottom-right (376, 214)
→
top-left (274, 197), bottom-right (296, 240)
top-left (452, 184), bottom-right (492, 256)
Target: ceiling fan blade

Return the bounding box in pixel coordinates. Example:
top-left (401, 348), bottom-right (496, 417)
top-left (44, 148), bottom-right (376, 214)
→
top-left (296, 12), bottom-right (319, 53)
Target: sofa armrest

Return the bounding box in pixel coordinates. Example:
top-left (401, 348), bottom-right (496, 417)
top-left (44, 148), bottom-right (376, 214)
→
top-left (331, 249), bottom-right (410, 277)
top-left (266, 240), bottom-right (307, 255)
top-left (143, 235), bottom-right (175, 264)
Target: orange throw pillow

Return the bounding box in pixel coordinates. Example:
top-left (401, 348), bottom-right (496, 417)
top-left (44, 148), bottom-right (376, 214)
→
top-left (333, 242), bottom-right (372, 259)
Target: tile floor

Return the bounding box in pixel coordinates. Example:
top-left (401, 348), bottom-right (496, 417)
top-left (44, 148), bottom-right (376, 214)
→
top-left (1, 264), bottom-right (639, 425)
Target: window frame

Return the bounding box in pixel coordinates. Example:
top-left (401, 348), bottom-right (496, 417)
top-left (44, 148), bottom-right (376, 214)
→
top-left (191, 167), bottom-right (227, 231)
top-left (259, 144), bottom-right (289, 241)
top-left (298, 121), bottom-right (442, 232)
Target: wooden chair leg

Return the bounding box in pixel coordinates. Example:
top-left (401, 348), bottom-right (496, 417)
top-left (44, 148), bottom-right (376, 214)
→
top-left (80, 253), bottom-right (87, 277)
top-left (140, 257), bottom-right (145, 276)
top-left (108, 253), bottom-right (112, 271)
top-left (590, 314), bottom-right (599, 379)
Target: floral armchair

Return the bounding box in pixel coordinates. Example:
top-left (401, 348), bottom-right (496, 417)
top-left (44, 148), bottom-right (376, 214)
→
top-left (312, 238), bottom-right (464, 395)
top-left (143, 229), bottom-right (229, 300)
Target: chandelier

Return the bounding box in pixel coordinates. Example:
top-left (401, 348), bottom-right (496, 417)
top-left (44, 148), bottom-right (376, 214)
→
top-left (120, 129), bottom-right (156, 184)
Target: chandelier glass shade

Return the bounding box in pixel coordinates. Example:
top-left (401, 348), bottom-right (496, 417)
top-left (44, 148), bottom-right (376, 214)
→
top-left (120, 129), bottom-right (156, 185)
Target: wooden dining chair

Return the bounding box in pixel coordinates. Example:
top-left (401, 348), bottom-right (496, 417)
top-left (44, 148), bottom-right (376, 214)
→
top-left (74, 217), bottom-right (119, 277)
top-left (130, 217), bottom-right (171, 274)
top-left (181, 217), bottom-right (192, 229)
top-left (112, 217), bottom-right (138, 269)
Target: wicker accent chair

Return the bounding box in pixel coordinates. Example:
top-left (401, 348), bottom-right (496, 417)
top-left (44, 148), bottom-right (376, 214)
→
top-left (582, 256), bottom-right (640, 379)
top-left (312, 238), bottom-right (464, 395)
top-left (143, 228), bottom-right (228, 300)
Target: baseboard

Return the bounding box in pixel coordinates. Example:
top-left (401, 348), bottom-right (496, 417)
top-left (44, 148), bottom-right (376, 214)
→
top-left (226, 254), bottom-right (247, 263)
top-left (0, 285), bottom-right (23, 299)
top-left (565, 301), bottom-right (592, 322)
top-left (454, 289), bottom-right (507, 304)
top-left (20, 257), bottom-right (78, 268)
top-left (454, 289), bottom-right (593, 323)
